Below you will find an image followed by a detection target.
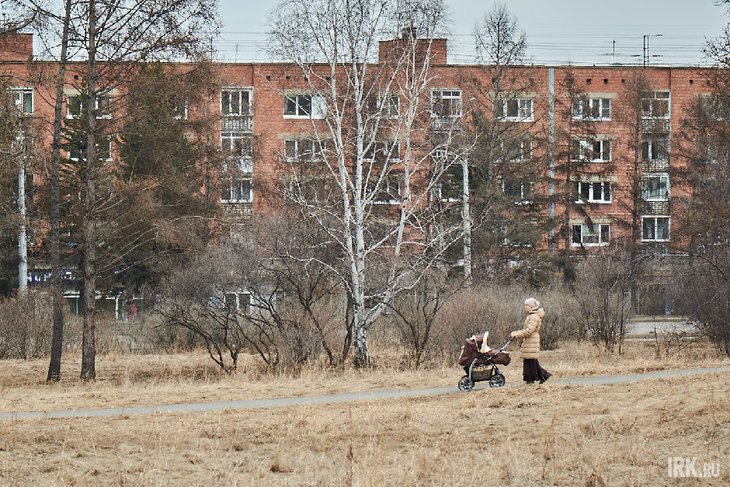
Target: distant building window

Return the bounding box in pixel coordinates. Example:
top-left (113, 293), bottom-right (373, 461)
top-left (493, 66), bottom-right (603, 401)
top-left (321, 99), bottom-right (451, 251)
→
top-left (284, 138), bottom-right (327, 162)
top-left (221, 89), bottom-right (251, 117)
top-left (66, 94), bottom-right (112, 119)
top-left (363, 140), bottom-right (400, 163)
top-left (284, 94), bottom-right (326, 118)
top-left (497, 98), bottom-right (533, 122)
top-left (69, 136), bottom-right (113, 161)
top-left (502, 138), bottom-right (532, 162)
top-left (642, 91), bottom-right (670, 119)
top-left (221, 177), bottom-right (252, 203)
top-left (572, 98), bottom-right (611, 120)
top-left (572, 138), bottom-right (611, 162)
top-left (221, 132), bottom-right (252, 159)
top-left (224, 292), bottom-right (250, 312)
top-left (576, 181), bottom-right (612, 203)
top-left (641, 135), bottom-right (669, 161)
top-left (642, 216), bottom-right (670, 241)
top-left (572, 223), bottom-right (610, 246)
top-left (501, 179), bottom-right (533, 204)
top-left (642, 174), bottom-right (670, 201)
top-left (11, 87), bottom-right (33, 114)
top-left (431, 89), bottom-right (462, 130)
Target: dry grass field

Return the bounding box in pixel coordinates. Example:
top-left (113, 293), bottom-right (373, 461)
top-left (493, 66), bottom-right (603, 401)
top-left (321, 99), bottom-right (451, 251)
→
top-left (0, 340), bottom-right (728, 486)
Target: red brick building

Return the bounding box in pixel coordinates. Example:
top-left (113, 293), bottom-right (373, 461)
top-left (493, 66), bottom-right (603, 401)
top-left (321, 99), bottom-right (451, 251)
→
top-left (1, 32), bottom-right (721, 286)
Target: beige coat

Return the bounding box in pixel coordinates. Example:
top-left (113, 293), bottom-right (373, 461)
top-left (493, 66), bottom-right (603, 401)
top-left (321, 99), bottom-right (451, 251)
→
top-left (512, 308), bottom-right (545, 359)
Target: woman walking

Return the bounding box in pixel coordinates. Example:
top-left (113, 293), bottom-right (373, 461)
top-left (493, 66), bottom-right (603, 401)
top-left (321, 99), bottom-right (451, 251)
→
top-left (510, 298), bottom-right (551, 384)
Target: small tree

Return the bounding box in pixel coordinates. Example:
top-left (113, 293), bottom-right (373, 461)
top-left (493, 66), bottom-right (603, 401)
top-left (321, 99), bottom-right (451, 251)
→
top-left (573, 250), bottom-right (633, 352)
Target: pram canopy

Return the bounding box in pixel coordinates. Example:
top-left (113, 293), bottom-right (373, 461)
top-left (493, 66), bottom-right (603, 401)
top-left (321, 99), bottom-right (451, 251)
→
top-left (457, 333), bottom-right (511, 367)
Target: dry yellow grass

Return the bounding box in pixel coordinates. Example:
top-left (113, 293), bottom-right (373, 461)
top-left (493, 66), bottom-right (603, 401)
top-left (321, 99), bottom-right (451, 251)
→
top-left (0, 373), bottom-right (727, 486)
top-left (0, 339), bottom-right (728, 414)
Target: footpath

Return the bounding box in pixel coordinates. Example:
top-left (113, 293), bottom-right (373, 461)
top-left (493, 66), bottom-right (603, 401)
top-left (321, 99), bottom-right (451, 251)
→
top-left (1, 366), bottom-right (729, 421)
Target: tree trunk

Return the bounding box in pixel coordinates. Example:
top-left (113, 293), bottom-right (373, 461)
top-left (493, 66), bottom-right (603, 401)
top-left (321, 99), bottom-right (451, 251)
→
top-left (47, 0), bottom-right (73, 383)
top-left (461, 158), bottom-right (472, 283)
top-left (81, 0), bottom-right (98, 381)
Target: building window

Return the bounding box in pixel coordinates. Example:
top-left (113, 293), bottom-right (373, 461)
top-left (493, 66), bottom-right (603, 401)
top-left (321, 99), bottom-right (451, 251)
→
top-left (642, 174), bottom-right (669, 201)
top-left (501, 180), bottom-right (533, 204)
top-left (224, 291), bottom-right (251, 312)
top-left (66, 94), bottom-right (112, 119)
top-left (576, 181), bottom-right (612, 203)
top-left (698, 93), bottom-right (726, 121)
top-left (284, 138), bottom-right (327, 162)
top-left (642, 91), bottom-right (670, 119)
top-left (369, 93), bottom-right (400, 119)
top-left (502, 138), bottom-right (532, 162)
top-left (221, 132), bottom-right (252, 160)
top-left (68, 136), bottom-right (113, 161)
top-left (642, 216), bottom-right (670, 241)
top-left (222, 177), bottom-right (252, 203)
top-left (371, 176), bottom-right (402, 204)
top-left (11, 87), bottom-right (33, 114)
top-left (497, 98), bottom-right (533, 122)
top-left (173, 97), bottom-right (189, 120)
top-left (363, 140), bottom-right (400, 163)
top-left (221, 89), bottom-right (251, 117)
top-left (284, 94), bottom-right (326, 118)
top-left (572, 138), bottom-right (611, 162)
top-left (572, 97), bottom-right (611, 121)
top-left (431, 89), bottom-right (462, 130)
top-left (381, 93), bottom-right (400, 119)
top-left (572, 223), bottom-right (610, 246)
top-left (641, 135), bottom-right (669, 161)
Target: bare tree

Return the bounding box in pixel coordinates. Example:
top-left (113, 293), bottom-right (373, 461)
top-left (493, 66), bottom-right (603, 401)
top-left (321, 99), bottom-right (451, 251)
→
top-left (28, 0), bottom-right (219, 380)
top-left (268, 0), bottom-right (467, 367)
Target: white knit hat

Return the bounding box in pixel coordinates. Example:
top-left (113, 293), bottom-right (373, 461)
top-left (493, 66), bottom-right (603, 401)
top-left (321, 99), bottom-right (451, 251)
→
top-left (524, 297), bottom-right (540, 309)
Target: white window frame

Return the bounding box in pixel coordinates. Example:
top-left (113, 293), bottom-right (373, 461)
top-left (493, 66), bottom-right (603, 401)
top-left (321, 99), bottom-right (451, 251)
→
top-left (641, 135), bottom-right (669, 161)
top-left (223, 291), bottom-right (251, 312)
top-left (501, 179), bottom-right (533, 204)
top-left (642, 174), bottom-right (670, 201)
top-left (380, 93), bottom-right (400, 119)
top-left (363, 140), bottom-right (401, 163)
top-left (284, 138), bottom-right (327, 162)
top-left (66, 94), bottom-right (112, 119)
top-left (221, 132), bottom-right (253, 160)
top-left (221, 89), bottom-right (252, 117)
top-left (11, 87), bottom-right (33, 115)
top-left (370, 176), bottom-right (402, 205)
top-left (572, 138), bottom-right (611, 162)
top-left (284, 94), bottom-right (326, 119)
top-left (498, 98), bottom-right (533, 122)
top-left (173, 97), bottom-right (189, 120)
top-left (501, 138), bottom-right (533, 162)
top-left (576, 181), bottom-right (612, 204)
top-left (572, 222), bottom-right (611, 247)
top-left (68, 136), bottom-right (113, 162)
top-left (572, 97), bottom-right (611, 121)
top-left (221, 176), bottom-right (253, 204)
top-left (642, 216), bottom-right (670, 242)
top-left (642, 91), bottom-right (670, 119)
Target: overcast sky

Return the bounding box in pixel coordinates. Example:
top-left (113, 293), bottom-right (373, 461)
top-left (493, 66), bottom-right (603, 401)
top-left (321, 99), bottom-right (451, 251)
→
top-left (216, 0), bottom-right (728, 66)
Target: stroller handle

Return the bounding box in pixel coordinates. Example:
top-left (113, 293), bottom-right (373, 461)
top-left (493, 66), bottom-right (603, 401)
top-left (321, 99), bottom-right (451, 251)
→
top-left (499, 338), bottom-right (513, 351)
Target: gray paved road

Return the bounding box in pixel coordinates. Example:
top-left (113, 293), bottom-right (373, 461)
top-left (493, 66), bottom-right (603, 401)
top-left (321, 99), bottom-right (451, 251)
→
top-left (1, 366), bottom-right (728, 421)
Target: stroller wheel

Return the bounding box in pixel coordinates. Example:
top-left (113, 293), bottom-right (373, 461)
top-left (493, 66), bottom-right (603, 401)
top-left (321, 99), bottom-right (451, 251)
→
top-left (489, 373), bottom-right (506, 388)
top-left (457, 375), bottom-right (474, 391)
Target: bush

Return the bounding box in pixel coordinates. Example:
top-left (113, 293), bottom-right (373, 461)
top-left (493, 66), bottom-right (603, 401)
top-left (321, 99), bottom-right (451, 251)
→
top-left (0, 292), bottom-right (52, 359)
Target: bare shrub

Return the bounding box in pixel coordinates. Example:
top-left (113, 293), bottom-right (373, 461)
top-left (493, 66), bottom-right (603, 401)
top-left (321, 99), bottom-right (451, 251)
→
top-left (676, 250), bottom-right (730, 357)
top-left (572, 251), bottom-right (633, 352)
top-left (0, 291), bottom-right (52, 359)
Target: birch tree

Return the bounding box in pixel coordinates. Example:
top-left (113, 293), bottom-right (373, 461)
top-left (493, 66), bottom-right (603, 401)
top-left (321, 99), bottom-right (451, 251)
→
top-left (268, 0), bottom-right (466, 367)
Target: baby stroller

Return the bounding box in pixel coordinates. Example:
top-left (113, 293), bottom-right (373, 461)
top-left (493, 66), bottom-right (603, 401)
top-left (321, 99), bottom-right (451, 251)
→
top-left (457, 332), bottom-right (512, 391)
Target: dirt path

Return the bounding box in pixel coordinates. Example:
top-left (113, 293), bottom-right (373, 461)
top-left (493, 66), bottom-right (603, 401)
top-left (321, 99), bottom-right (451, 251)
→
top-left (2, 366), bottom-right (728, 421)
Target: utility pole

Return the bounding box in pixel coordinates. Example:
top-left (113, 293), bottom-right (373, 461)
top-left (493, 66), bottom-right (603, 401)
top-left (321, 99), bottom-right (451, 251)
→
top-left (643, 34), bottom-right (663, 67)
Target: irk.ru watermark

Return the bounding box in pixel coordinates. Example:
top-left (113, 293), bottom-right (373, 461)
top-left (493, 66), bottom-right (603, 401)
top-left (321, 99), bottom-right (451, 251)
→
top-left (667, 457), bottom-right (720, 478)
